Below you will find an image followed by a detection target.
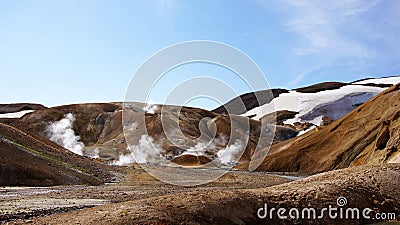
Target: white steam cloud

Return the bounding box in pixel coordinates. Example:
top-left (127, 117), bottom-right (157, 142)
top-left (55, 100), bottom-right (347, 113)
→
top-left (181, 136), bottom-right (228, 157)
top-left (182, 142), bottom-right (209, 156)
top-left (92, 147), bottom-right (100, 159)
top-left (111, 131), bottom-right (244, 167)
top-left (143, 104), bottom-right (158, 114)
top-left (112, 153), bottom-right (136, 166)
top-left (112, 135), bottom-right (161, 166)
top-left (46, 113), bottom-right (84, 155)
top-left (217, 140), bottom-right (244, 165)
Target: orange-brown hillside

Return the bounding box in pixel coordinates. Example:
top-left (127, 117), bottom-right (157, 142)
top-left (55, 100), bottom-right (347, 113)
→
top-left (240, 83), bottom-right (400, 174)
top-left (12, 103), bottom-right (297, 164)
top-left (0, 122), bottom-right (115, 186)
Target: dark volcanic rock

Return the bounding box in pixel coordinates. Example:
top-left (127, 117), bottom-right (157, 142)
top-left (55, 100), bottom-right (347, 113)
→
top-left (212, 89), bottom-right (289, 115)
top-left (357, 83), bottom-right (392, 88)
top-left (294, 82), bottom-right (347, 93)
top-left (321, 116), bottom-right (334, 126)
top-left (0, 103), bottom-right (46, 114)
top-left (260, 110), bottom-right (298, 124)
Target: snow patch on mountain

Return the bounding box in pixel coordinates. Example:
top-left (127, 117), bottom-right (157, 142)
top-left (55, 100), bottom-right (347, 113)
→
top-left (353, 76), bottom-right (400, 85)
top-left (297, 125), bottom-right (317, 136)
top-left (0, 110), bottom-right (34, 118)
top-left (242, 85), bottom-right (385, 126)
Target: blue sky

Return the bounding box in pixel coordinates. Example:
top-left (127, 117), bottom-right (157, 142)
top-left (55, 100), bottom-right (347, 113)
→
top-left (1, 0), bottom-right (399, 109)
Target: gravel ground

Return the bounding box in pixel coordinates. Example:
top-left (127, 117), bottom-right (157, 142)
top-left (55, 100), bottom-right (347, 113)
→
top-left (0, 165), bottom-right (292, 224)
top-left (7, 164), bottom-right (398, 225)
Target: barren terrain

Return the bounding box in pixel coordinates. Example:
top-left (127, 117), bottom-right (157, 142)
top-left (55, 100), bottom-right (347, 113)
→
top-left (1, 164), bottom-right (398, 224)
top-left (1, 79), bottom-right (400, 224)
top-left (1, 166), bottom-right (292, 224)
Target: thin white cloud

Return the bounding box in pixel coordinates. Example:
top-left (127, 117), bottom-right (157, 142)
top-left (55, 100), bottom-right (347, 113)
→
top-left (287, 65), bottom-right (326, 87)
top-left (253, 0), bottom-right (399, 86)
top-left (287, 72), bottom-right (305, 87)
top-left (269, 0), bottom-right (397, 85)
top-left (284, 0), bottom-right (382, 57)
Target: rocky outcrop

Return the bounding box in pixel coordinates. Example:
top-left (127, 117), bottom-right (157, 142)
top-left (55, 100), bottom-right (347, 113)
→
top-left (260, 110), bottom-right (298, 125)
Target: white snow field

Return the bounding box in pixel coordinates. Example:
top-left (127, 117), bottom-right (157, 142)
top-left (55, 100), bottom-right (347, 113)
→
top-left (353, 76), bottom-right (400, 85)
top-left (242, 76), bottom-right (400, 126)
top-left (0, 110), bottom-right (34, 118)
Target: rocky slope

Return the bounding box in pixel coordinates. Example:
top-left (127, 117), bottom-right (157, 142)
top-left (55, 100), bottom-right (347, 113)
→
top-left (0, 103), bottom-right (46, 114)
top-left (12, 103), bottom-right (120, 146)
top-left (238, 83), bottom-right (400, 174)
top-left (0, 122), bottom-right (115, 186)
top-left (11, 103), bottom-right (297, 166)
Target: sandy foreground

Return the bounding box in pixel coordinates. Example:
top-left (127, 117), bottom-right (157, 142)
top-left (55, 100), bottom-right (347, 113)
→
top-left (0, 164), bottom-right (399, 225)
top-left (0, 165), bottom-right (291, 224)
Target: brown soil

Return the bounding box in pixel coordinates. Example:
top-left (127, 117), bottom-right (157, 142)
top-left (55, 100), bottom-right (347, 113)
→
top-left (0, 166), bottom-right (291, 223)
top-left (0, 118), bottom-right (18, 125)
top-left (170, 154), bottom-right (214, 167)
